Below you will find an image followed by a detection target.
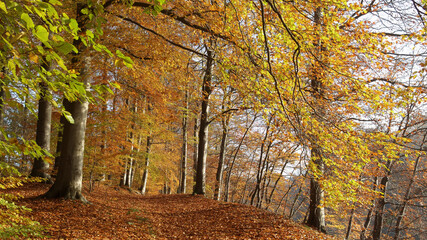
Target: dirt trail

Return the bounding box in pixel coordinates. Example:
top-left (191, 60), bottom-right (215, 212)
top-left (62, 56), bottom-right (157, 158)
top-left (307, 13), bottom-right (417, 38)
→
top-left (9, 183), bottom-right (332, 239)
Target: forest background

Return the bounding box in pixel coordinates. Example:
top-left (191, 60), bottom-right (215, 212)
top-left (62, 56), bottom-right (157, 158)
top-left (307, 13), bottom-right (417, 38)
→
top-left (0, 0), bottom-right (426, 239)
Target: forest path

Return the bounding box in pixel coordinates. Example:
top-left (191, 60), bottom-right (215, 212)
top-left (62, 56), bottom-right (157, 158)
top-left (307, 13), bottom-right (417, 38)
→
top-left (11, 183), bottom-right (332, 239)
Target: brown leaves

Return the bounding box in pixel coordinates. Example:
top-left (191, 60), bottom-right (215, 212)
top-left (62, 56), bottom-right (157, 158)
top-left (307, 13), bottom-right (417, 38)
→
top-left (10, 183), bottom-right (333, 239)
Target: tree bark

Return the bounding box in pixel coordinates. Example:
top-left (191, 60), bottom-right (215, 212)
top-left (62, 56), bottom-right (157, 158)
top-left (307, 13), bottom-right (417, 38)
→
top-left (394, 152), bottom-right (422, 240)
top-left (306, 6), bottom-right (327, 233)
top-left (54, 114), bottom-right (66, 171)
top-left (307, 148), bottom-right (326, 233)
top-left (345, 207), bottom-right (355, 240)
top-left (140, 135), bottom-right (152, 194)
top-left (372, 160), bottom-right (393, 240)
top-left (372, 175), bottom-right (389, 240)
top-left (0, 68), bottom-right (4, 127)
top-left (193, 48), bottom-right (213, 195)
top-left (30, 81), bottom-right (52, 181)
top-left (43, 3), bottom-right (90, 202)
top-left (360, 177), bottom-right (379, 240)
top-left (214, 109), bottom-right (230, 200)
top-left (192, 117), bottom-right (198, 189)
top-left (178, 90), bottom-right (188, 194)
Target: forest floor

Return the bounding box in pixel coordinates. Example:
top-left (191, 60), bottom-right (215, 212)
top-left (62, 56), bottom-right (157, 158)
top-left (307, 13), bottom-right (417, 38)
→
top-left (8, 183), bottom-right (333, 239)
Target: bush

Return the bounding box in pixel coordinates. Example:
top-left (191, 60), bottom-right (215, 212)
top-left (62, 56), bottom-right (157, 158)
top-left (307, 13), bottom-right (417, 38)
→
top-left (0, 162), bottom-right (47, 239)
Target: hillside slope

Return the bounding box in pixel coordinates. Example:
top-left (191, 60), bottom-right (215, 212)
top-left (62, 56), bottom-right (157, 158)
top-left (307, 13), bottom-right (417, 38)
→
top-left (10, 183), bottom-right (332, 239)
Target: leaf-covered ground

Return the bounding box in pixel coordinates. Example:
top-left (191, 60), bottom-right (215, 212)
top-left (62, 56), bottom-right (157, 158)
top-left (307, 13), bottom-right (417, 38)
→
top-left (8, 183), bottom-right (333, 239)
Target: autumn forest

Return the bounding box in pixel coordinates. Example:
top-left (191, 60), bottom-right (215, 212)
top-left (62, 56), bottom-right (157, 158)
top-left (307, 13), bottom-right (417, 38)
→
top-left (0, 0), bottom-right (426, 239)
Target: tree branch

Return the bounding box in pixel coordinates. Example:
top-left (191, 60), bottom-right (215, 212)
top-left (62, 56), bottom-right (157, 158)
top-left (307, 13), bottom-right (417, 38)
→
top-left (109, 12), bottom-right (208, 58)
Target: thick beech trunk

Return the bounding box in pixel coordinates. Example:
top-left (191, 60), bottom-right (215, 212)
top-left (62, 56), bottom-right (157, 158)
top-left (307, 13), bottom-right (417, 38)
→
top-left (306, 7), bottom-right (327, 233)
top-left (178, 90), bottom-right (188, 194)
top-left (193, 49), bottom-right (213, 195)
top-left (43, 3), bottom-right (90, 201)
top-left (307, 148), bottom-right (326, 233)
top-left (30, 81), bottom-right (52, 181)
top-left (43, 95), bottom-right (89, 201)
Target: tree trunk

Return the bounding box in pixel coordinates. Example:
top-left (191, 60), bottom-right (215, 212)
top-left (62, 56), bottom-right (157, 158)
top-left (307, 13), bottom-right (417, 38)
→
top-left (360, 177), bottom-right (379, 240)
top-left (345, 207), bottom-right (355, 240)
top-left (307, 148), bottom-right (326, 233)
top-left (30, 81), bottom-right (52, 181)
top-left (192, 117), bottom-right (198, 189)
top-left (306, 6), bottom-right (327, 233)
top-left (141, 135), bottom-right (152, 194)
top-left (178, 90), bottom-right (188, 194)
top-left (371, 158), bottom-right (394, 240)
top-left (224, 113), bottom-right (257, 202)
top-left (214, 115), bottom-right (229, 200)
top-left (394, 152), bottom-right (422, 240)
top-left (250, 116), bottom-right (272, 207)
top-left (141, 99), bottom-right (153, 194)
top-left (121, 158), bottom-right (128, 186)
top-left (372, 174), bottom-right (390, 240)
top-left (193, 48), bottom-right (213, 195)
top-left (265, 146), bottom-right (297, 208)
top-left (43, 3), bottom-right (90, 202)
top-left (43, 94), bottom-right (89, 201)
top-left (54, 115), bottom-right (66, 171)
top-left (0, 68), bottom-right (4, 127)
top-left (127, 156), bottom-right (133, 188)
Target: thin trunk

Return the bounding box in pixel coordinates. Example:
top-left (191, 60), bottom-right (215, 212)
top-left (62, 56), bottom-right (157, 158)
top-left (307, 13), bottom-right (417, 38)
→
top-left (20, 96), bottom-right (30, 172)
top-left (345, 207), bottom-right (355, 240)
top-left (288, 184), bottom-right (304, 219)
top-left (360, 177), bottom-right (379, 240)
top-left (43, 3), bottom-right (90, 202)
top-left (394, 134), bottom-right (424, 240)
top-left (141, 135), bottom-right (152, 194)
top-left (192, 117), bottom-right (198, 189)
top-left (178, 90), bottom-right (188, 194)
top-left (214, 107), bottom-right (230, 200)
top-left (250, 117), bottom-right (272, 206)
top-left (121, 158), bottom-right (128, 186)
top-left (259, 143), bottom-right (275, 209)
top-left (372, 177), bottom-right (388, 240)
top-left (194, 48), bottom-right (213, 195)
top-left (0, 68), bottom-right (4, 127)
top-left (266, 147), bottom-right (297, 208)
top-left (141, 99), bottom-right (153, 194)
top-left (30, 80), bottom-right (52, 181)
top-left (224, 113), bottom-right (257, 202)
top-left (127, 157), bottom-right (133, 188)
top-left (372, 160), bottom-right (394, 240)
top-left (275, 175), bottom-right (298, 214)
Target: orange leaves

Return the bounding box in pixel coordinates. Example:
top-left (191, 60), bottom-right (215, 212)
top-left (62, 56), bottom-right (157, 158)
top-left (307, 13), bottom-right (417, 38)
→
top-left (9, 183), bottom-right (334, 239)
